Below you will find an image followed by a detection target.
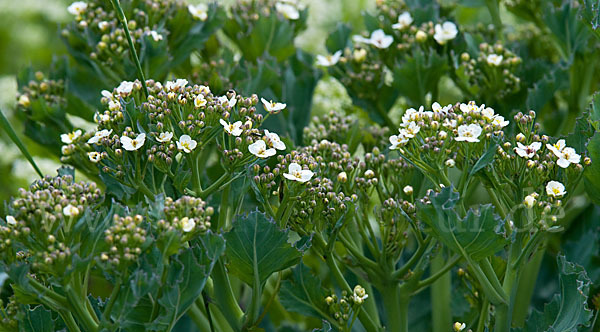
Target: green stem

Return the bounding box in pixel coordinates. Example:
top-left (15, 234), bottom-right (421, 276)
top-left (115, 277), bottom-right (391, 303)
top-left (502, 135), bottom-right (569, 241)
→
top-left (381, 283), bottom-right (408, 332)
top-left (476, 299), bottom-right (489, 332)
top-left (109, 0), bottom-right (149, 98)
top-left (485, 0), bottom-right (504, 40)
top-left (212, 260), bottom-right (243, 331)
top-left (65, 285), bottom-right (99, 332)
top-left (430, 254), bottom-right (451, 332)
top-left (511, 243), bottom-right (545, 327)
top-left (217, 184), bottom-right (231, 230)
top-left (59, 310), bottom-right (82, 332)
top-left (188, 302), bottom-right (212, 332)
top-left (102, 279), bottom-right (122, 322)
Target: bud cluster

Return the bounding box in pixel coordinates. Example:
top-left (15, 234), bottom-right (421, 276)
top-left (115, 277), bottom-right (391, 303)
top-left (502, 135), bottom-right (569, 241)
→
top-left (0, 296), bottom-right (20, 330)
top-left (100, 214), bottom-right (147, 271)
top-left (458, 42), bottom-right (522, 99)
top-left (158, 196), bottom-right (214, 235)
top-left (1, 175), bottom-right (102, 274)
top-left (16, 71), bottom-right (66, 110)
top-left (324, 285), bottom-right (368, 326)
top-left (303, 111), bottom-right (356, 146)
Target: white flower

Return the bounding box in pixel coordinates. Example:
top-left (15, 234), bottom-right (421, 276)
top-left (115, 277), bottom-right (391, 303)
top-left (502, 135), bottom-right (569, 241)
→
top-left (514, 142), bottom-right (541, 159)
top-left (403, 185), bottom-right (413, 195)
top-left (546, 139), bottom-right (566, 157)
top-left (546, 181), bottom-right (566, 197)
top-left (264, 130), bottom-right (286, 150)
top-left (218, 95), bottom-right (237, 108)
top-left (87, 129), bottom-right (112, 144)
top-left (148, 30), bottom-right (163, 42)
top-left (353, 48), bottom-right (367, 62)
top-left (116, 81), bottom-right (134, 96)
top-left (401, 107), bottom-right (419, 123)
top-left (283, 162), bottom-right (314, 182)
top-left (156, 132), bottom-right (173, 143)
top-left (400, 122), bottom-right (420, 138)
top-left (61, 130), bottom-right (82, 144)
top-left (198, 85), bottom-right (211, 94)
top-left (220, 119), bottom-right (243, 136)
top-left (492, 115), bottom-right (509, 128)
top-left (352, 35), bottom-right (372, 44)
top-left (120, 133), bottom-right (146, 151)
top-left (433, 21), bottom-right (458, 44)
top-left (316, 50), bottom-right (342, 67)
top-left (194, 94), bottom-right (207, 108)
top-left (5, 215), bottom-right (16, 226)
top-left (95, 112), bottom-right (110, 123)
top-left (87, 151), bottom-right (101, 163)
top-left (63, 204), bottom-right (80, 217)
top-left (261, 98), bottom-right (287, 113)
top-left (166, 79), bottom-right (188, 92)
top-left (188, 4), bottom-right (208, 21)
top-left (556, 147), bottom-right (581, 168)
top-left (180, 217), bottom-right (196, 233)
top-left (443, 118), bottom-right (457, 128)
top-left (486, 54), bottom-right (503, 66)
top-left (481, 107), bottom-right (495, 121)
top-left (176, 135), bottom-right (197, 153)
top-left (98, 21), bottom-right (110, 31)
top-left (369, 29), bottom-right (394, 49)
top-left (453, 322), bottom-right (466, 332)
top-left (18, 95), bottom-right (30, 107)
top-left (351, 285), bottom-right (369, 304)
top-left (108, 100), bottom-right (121, 111)
top-left (275, 2), bottom-right (299, 20)
top-left (445, 159), bottom-right (456, 167)
top-left (392, 12), bottom-right (413, 30)
top-left (455, 124), bottom-right (482, 143)
top-left (523, 194), bottom-right (537, 208)
top-left (389, 133), bottom-right (408, 149)
top-left (248, 140), bottom-right (276, 158)
top-left (459, 101), bottom-right (482, 114)
top-left (101, 89), bottom-right (115, 100)
top-left (68, 1), bottom-right (87, 15)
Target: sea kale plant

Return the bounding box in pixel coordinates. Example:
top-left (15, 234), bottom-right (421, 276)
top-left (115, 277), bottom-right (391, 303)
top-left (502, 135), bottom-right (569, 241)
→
top-left (2, 0), bottom-right (600, 331)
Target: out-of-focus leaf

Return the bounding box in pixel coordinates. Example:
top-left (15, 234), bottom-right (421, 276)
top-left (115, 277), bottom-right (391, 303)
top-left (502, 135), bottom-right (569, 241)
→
top-left (224, 210), bottom-right (307, 285)
top-left (563, 206), bottom-right (600, 284)
top-left (543, 2), bottom-right (590, 57)
top-left (416, 186), bottom-right (508, 261)
top-left (525, 63), bottom-right (569, 114)
top-left (325, 23), bottom-right (351, 53)
top-left (517, 256), bottom-right (593, 332)
top-left (279, 263), bottom-right (330, 320)
top-left (584, 132), bottom-right (600, 205)
top-left (393, 49), bottom-right (448, 107)
top-left (0, 108), bottom-right (43, 178)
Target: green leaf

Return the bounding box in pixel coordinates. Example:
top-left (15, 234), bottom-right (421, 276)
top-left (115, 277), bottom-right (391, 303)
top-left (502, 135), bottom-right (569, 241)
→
top-left (584, 132), bottom-right (600, 205)
top-left (279, 263), bottom-right (330, 320)
top-left (416, 186), bottom-right (508, 261)
top-left (224, 210), bottom-right (308, 285)
top-left (393, 49), bottom-right (448, 107)
top-left (525, 63), bottom-right (569, 114)
top-left (20, 305), bottom-right (55, 332)
top-left (470, 138), bottom-right (499, 176)
top-left (518, 256), bottom-right (593, 332)
top-left (312, 320), bottom-right (333, 332)
top-left (0, 108), bottom-right (43, 178)
top-left (325, 23), bottom-right (351, 53)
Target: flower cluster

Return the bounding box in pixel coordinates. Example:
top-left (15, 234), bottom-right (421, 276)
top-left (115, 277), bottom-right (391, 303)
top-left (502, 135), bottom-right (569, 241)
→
top-left (100, 214), bottom-right (147, 272)
top-left (303, 110), bottom-right (357, 146)
top-left (324, 285), bottom-right (368, 326)
top-left (158, 196), bottom-right (214, 235)
top-left (458, 42), bottom-right (522, 100)
top-left (15, 71), bottom-right (65, 110)
top-left (1, 175), bottom-right (102, 274)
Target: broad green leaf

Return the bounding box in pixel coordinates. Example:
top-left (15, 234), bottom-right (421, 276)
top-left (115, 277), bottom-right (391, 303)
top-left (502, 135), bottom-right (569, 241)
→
top-left (525, 64), bottom-right (569, 116)
top-left (393, 49), bottom-right (448, 107)
top-left (279, 263), bottom-right (330, 320)
top-left (543, 2), bottom-right (590, 57)
top-left (20, 305), bottom-right (55, 332)
top-left (224, 211), bottom-right (307, 285)
top-left (563, 206), bottom-right (600, 284)
top-left (469, 138), bottom-right (499, 176)
top-left (588, 92), bottom-right (600, 130)
top-left (416, 186), bottom-right (508, 261)
top-left (325, 23), bottom-right (351, 53)
top-left (518, 256), bottom-right (593, 332)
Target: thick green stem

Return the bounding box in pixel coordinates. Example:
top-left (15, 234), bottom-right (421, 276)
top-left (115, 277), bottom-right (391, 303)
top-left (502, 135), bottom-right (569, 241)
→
top-left (511, 244), bottom-right (545, 327)
top-left (430, 254), bottom-right (452, 332)
top-left (188, 301), bottom-right (212, 332)
top-left (109, 0), bottom-right (149, 98)
top-left (65, 285), bottom-right (99, 332)
top-left (381, 283), bottom-right (408, 332)
top-left (212, 260), bottom-right (244, 331)
top-left (476, 299), bottom-right (489, 332)
top-left (59, 310), bottom-right (82, 332)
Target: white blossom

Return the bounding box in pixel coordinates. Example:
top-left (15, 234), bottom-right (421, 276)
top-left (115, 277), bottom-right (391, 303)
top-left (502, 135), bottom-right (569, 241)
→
top-left (5, 215), bottom-right (16, 226)
top-left (218, 95), bottom-right (237, 108)
top-left (61, 130), bottom-right (82, 144)
top-left (283, 162), bottom-right (314, 182)
top-left (264, 130), bottom-right (286, 150)
top-left (433, 21), bottom-right (458, 44)
top-left (194, 94), bottom-right (207, 108)
top-left (120, 133), bottom-right (146, 151)
top-left (453, 322), bottom-right (466, 332)
top-left (403, 185), bottom-right (413, 195)
top-left (492, 115), bottom-right (509, 128)
top-left (400, 122), bottom-right (420, 138)
top-left (248, 140), bottom-right (276, 158)
top-left (188, 4), bottom-right (208, 21)
top-left (523, 194), bottom-right (537, 208)
top-left (176, 135), bottom-right (197, 153)
top-left (486, 54), bottom-right (503, 66)
top-left (275, 2), bottom-right (299, 20)
top-left (220, 119), bottom-right (243, 136)
top-left (392, 12), bottom-right (413, 30)
top-left (63, 204), bottom-right (80, 217)
top-left (547, 139), bottom-right (566, 156)
top-left (98, 21), bottom-right (110, 31)
top-left (556, 147), bottom-right (581, 168)
top-left (389, 133), bottom-right (408, 150)
top-left (481, 107), bottom-right (495, 121)
top-left (459, 101), bottom-right (483, 114)
top-left (368, 29), bottom-right (394, 49)
top-left (148, 30), bottom-right (163, 42)
top-left (261, 98), bottom-right (287, 113)
top-left (455, 124), bottom-right (482, 143)
top-left (88, 129), bottom-right (112, 144)
top-left (546, 181), bottom-right (566, 197)
top-left (166, 79), bottom-right (188, 92)
top-left (156, 132), bottom-right (173, 143)
top-left (316, 50), bottom-right (342, 67)
top-left (67, 1), bottom-right (87, 15)
top-left (87, 151), bottom-right (101, 163)
top-left (181, 217), bottom-right (196, 232)
top-left (514, 142), bottom-right (541, 159)
top-left (351, 285), bottom-right (369, 304)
